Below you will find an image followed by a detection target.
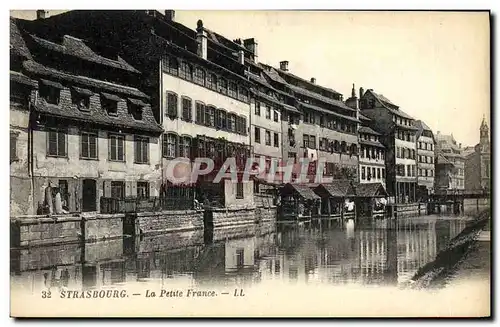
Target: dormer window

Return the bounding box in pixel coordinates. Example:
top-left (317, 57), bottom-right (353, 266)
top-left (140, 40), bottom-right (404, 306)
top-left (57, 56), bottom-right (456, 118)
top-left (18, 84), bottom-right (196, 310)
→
top-left (40, 79), bottom-right (63, 105)
top-left (72, 86), bottom-right (93, 111)
top-left (101, 92), bottom-right (121, 116)
top-left (128, 98), bottom-right (146, 120)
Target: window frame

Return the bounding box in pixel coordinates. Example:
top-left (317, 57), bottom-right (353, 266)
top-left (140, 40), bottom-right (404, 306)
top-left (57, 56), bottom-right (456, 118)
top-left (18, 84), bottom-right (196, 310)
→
top-left (163, 133), bottom-right (178, 159)
top-left (108, 133), bottom-right (126, 162)
top-left (47, 129), bottom-right (68, 158)
top-left (134, 136), bottom-right (149, 164)
top-left (136, 181), bottom-right (150, 199)
top-left (236, 181), bottom-right (244, 199)
top-left (166, 92), bottom-right (178, 118)
top-left (80, 130), bottom-right (99, 160)
top-left (181, 96), bottom-right (193, 122)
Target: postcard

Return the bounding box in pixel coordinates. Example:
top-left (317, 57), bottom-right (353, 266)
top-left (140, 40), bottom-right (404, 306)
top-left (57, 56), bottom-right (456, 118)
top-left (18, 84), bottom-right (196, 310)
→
top-left (9, 9), bottom-right (491, 318)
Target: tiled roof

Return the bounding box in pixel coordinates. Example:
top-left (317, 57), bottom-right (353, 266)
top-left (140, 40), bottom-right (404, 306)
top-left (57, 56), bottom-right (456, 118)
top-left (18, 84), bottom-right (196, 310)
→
top-left (359, 113), bottom-right (371, 121)
top-left (317, 180), bottom-right (355, 197)
top-left (356, 183), bottom-right (388, 198)
top-left (359, 126), bottom-right (380, 136)
top-left (29, 34), bottom-right (140, 73)
top-left (299, 102), bottom-right (360, 123)
top-left (415, 119), bottom-right (432, 132)
top-left (365, 89), bottom-right (415, 120)
top-left (10, 71), bottom-right (38, 88)
top-left (273, 66), bottom-right (342, 96)
top-left (283, 184), bottom-right (320, 200)
top-left (287, 84), bottom-right (355, 112)
top-left (10, 17), bottom-right (32, 59)
top-left (23, 60), bottom-right (149, 99)
top-left (34, 99), bottom-right (163, 134)
top-left (263, 68), bottom-right (288, 85)
top-left (359, 139), bottom-right (385, 148)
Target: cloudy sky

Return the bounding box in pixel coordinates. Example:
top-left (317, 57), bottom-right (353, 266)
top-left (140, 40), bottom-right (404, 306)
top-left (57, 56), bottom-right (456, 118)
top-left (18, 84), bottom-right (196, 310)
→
top-left (11, 10), bottom-right (490, 146)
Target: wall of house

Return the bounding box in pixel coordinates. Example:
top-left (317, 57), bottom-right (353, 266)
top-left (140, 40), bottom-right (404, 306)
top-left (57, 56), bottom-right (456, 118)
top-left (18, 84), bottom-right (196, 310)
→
top-left (10, 94), bottom-right (34, 216)
top-left (416, 135), bottom-right (435, 192)
top-left (31, 126), bottom-right (161, 213)
top-left (161, 73), bottom-right (250, 144)
top-left (223, 179), bottom-right (254, 208)
top-left (465, 151), bottom-right (481, 190)
top-left (250, 98), bottom-right (282, 159)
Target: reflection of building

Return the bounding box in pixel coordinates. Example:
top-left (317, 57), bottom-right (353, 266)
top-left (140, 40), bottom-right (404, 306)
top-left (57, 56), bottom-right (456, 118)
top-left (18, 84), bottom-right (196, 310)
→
top-left (464, 117), bottom-right (490, 191)
top-left (415, 120), bottom-right (436, 199)
top-left (360, 88), bottom-right (418, 203)
top-left (435, 132), bottom-right (465, 191)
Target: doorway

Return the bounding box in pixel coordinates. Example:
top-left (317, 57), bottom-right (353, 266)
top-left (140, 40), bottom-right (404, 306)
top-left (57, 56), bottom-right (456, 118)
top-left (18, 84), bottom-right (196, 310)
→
top-left (82, 179), bottom-right (97, 212)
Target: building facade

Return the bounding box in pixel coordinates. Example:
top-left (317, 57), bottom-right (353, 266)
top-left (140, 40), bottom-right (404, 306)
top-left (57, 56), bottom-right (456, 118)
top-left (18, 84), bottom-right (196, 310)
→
top-left (360, 88), bottom-right (418, 203)
top-left (464, 117), bottom-right (491, 191)
top-left (435, 132), bottom-right (465, 191)
top-left (11, 17), bottom-right (163, 216)
top-left (415, 120), bottom-right (435, 199)
top-left (357, 115), bottom-right (386, 187)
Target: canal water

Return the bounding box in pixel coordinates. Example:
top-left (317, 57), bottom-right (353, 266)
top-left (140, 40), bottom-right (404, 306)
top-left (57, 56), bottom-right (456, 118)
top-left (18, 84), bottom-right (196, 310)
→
top-left (11, 213), bottom-right (473, 296)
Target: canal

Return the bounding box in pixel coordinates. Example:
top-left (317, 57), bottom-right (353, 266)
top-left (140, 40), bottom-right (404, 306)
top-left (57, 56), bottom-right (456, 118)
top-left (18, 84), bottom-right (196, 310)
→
top-left (11, 213), bottom-right (474, 295)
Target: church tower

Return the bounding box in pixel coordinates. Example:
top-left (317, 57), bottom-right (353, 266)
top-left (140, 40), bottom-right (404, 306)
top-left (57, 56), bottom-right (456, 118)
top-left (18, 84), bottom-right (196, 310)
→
top-left (479, 115), bottom-right (490, 189)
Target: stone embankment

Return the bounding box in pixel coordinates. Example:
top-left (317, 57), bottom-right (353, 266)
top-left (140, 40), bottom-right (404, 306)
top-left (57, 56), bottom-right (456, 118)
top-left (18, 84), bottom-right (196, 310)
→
top-left (407, 209), bottom-right (490, 289)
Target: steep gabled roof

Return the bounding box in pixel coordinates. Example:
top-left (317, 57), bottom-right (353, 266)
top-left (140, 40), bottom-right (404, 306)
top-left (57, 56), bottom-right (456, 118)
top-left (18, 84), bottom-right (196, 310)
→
top-left (359, 126), bottom-right (380, 136)
top-left (10, 17), bottom-right (32, 59)
top-left (356, 183), bottom-right (388, 198)
top-left (363, 89), bottom-right (415, 120)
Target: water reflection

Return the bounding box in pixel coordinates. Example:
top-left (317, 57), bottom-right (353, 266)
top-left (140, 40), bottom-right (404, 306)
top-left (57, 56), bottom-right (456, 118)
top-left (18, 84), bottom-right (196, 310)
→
top-left (11, 216), bottom-right (469, 294)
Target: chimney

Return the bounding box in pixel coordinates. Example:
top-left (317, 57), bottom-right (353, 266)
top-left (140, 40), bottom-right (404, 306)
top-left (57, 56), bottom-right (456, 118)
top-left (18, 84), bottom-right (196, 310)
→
top-left (164, 10), bottom-right (175, 21)
top-left (279, 60), bottom-right (289, 71)
top-left (238, 49), bottom-right (245, 65)
top-left (196, 20), bottom-right (208, 60)
top-left (359, 87), bottom-right (364, 98)
top-left (310, 77), bottom-right (316, 84)
top-left (243, 38), bottom-right (258, 62)
top-left (36, 10), bottom-right (48, 20)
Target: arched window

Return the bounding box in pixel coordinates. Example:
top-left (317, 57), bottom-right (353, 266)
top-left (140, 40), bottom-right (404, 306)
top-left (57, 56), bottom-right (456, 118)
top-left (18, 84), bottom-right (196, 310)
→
top-left (179, 62), bottom-right (193, 80)
top-left (218, 78), bottom-right (228, 95)
top-left (341, 141), bottom-right (347, 153)
top-left (351, 143), bottom-right (358, 155)
top-left (194, 67), bottom-right (205, 85)
top-left (333, 140), bottom-right (340, 152)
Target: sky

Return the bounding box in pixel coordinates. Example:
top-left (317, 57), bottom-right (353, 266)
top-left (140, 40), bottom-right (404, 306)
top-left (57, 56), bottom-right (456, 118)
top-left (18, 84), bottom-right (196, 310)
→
top-left (10, 10), bottom-right (490, 147)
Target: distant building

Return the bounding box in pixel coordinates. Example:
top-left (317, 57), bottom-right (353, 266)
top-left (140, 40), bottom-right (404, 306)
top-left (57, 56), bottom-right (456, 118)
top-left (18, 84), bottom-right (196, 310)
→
top-left (464, 117), bottom-right (490, 191)
top-left (435, 132), bottom-right (464, 191)
top-left (414, 120), bottom-right (436, 199)
top-left (360, 88), bottom-right (418, 204)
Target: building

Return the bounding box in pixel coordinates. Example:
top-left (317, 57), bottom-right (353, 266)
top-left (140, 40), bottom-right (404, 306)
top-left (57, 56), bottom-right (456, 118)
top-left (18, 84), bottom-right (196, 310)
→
top-left (435, 132), bottom-right (465, 191)
top-left (22, 10), bottom-right (255, 208)
top-left (10, 18), bottom-right (38, 215)
top-left (464, 117), bottom-right (491, 191)
top-left (359, 88), bottom-right (418, 203)
top-left (12, 17), bottom-right (163, 215)
top-left (262, 61), bottom-right (359, 181)
top-left (414, 120), bottom-right (436, 199)
top-left (354, 103), bottom-right (386, 187)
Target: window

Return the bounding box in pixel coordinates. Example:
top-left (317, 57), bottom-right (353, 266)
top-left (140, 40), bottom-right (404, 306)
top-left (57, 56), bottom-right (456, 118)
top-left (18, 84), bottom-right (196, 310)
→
top-left (377, 168), bottom-right (381, 179)
top-left (407, 165), bottom-right (411, 177)
top-left (72, 93), bottom-right (90, 111)
top-left (10, 132), bottom-right (18, 162)
top-left (382, 168), bottom-right (385, 178)
top-left (179, 62), bottom-right (193, 80)
top-left (411, 149), bottom-right (415, 159)
top-left (195, 102), bottom-right (205, 125)
top-left (205, 106), bottom-right (215, 127)
top-left (40, 85), bottom-right (60, 105)
top-left (81, 131), bottom-right (98, 159)
top-left (166, 93), bottom-right (178, 118)
top-left (111, 181), bottom-right (125, 199)
top-left (109, 134), bottom-right (125, 161)
top-left (274, 133), bottom-right (279, 147)
top-left (102, 98), bottom-right (118, 116)
top-left (412, 165), bottom-right (416, 177)
top-left (236, 182), bottom-right (244, 199)
top-left (47, 130), bottom-right (67, 157)
top-left (229, 114), bottom-right (236, 132)
top-left (58, 180), bottom-right (69, 210)
top-left (372, 167), bottom-right (376, 180)
top-left (164, 133), bottom-right (177, 158)
top-left (194, 67), bottom-right (205, 85)
top-left (181, 97), bottom-right (192, 121)
top-left (265, 130), bottom-right (271, 146)
top-left (274, 110), bottom-right (279, 122)
top-left (239, 87), bottom-right (249, 102)
top-left (241, 117), bottom-right (247, 135)
top-left (166, 56), bottom-right (178, 75)
top-left (361, 166), bottom-right (366, 180)
top-left (129, 103), bottom-right (143, 120)
top-left (207, 73), bottom-right (217, 90)
top-left (228, 82), bottom-right (238, 98)
top-left (303, 134), bottom-right (309, 148)
top-left (265, 105), bottom-right (271, 119)
top-left (221, 110), bottom-right (227, 130)
top-left (218, 78), bottom-right (228, 95)
top-left (310, 136), bottom-right (316, 149)
top-left (254, 127), bottom-right (261, 143)
top-left (255, 101), bottom-right (261, 116)
top-left (137, 182), bottom-right (150, 199)
top-left (288, 152), bottom-right (297, 163)
top-left (10, 86), bottom-right (30, 107)
top-left (179, 137), bottom-right (191, 159)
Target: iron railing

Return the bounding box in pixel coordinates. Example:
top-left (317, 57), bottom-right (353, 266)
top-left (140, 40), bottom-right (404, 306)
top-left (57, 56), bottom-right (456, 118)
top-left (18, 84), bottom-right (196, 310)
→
top-left (100, 196), bottom-right (194, 214)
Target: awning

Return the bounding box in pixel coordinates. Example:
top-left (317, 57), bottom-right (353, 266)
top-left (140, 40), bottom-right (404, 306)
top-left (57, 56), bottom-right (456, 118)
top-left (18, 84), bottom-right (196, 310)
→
top-left (101, 92), bottom-right (122, 102)
top-left (282, 183), bottom-right (320, 200)
top-left (72, 86), bottom-right (94, 96)
top-left (318, 180), bottom-right (355, 198)
top-left (128, 98), bottom-right (148, 107)
top-left (40, 79), bottom-right (64, 89)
